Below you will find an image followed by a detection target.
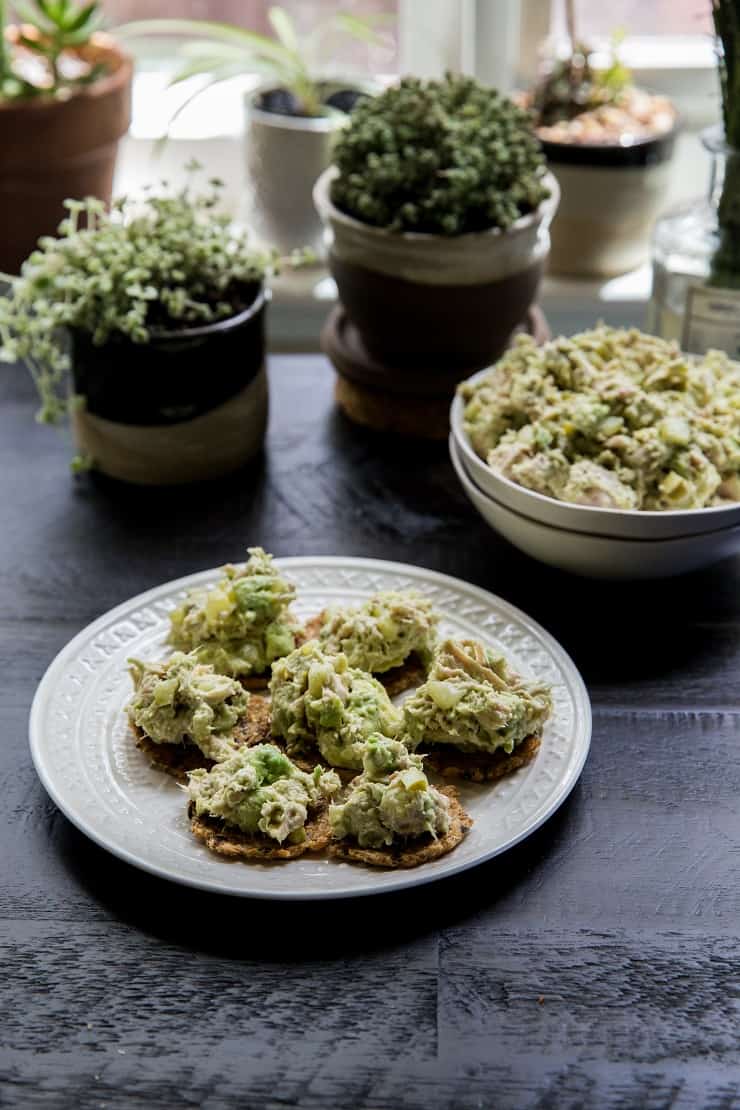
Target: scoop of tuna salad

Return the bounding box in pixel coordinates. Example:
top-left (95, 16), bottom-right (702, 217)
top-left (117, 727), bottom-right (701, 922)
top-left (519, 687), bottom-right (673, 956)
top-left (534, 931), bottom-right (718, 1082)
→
top-left (127, 651), bottom-right (249, 760)
top-left (461, 327), bottom-right (740, 511)
top-left (270, 641), bottom-right (403, 770)
top-left (169, 547), bottom-right (298, 677)
top-left (188, 744), bottom-right (341, 843)
top-left (402, 638), bottom-right (552, 755)
top-left (318, 591), bottom-right (438, 673)
top-left (329, 735), bottom-right (450, 849)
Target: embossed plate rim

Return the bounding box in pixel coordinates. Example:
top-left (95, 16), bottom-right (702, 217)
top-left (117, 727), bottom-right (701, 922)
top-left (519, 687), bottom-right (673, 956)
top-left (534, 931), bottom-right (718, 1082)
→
top-left (29, 556), bottom-right (592, 900)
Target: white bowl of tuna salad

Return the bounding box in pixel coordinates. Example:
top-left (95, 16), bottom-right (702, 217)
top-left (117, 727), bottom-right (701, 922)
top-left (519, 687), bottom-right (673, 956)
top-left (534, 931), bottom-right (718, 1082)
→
top-left (450, 326), bottom-right (740, 541)
top-left (450, 435), bottom-right (740, 579)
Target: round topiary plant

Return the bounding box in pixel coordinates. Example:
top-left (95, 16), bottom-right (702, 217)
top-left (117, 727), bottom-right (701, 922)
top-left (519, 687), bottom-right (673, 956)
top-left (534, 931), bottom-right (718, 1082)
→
top-left (329, 73), bottom-right (549, 236)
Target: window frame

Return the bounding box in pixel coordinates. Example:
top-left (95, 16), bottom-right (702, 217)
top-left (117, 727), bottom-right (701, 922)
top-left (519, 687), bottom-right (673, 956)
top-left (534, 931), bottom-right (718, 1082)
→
top-left (398, 0), bottom-right (719, 127)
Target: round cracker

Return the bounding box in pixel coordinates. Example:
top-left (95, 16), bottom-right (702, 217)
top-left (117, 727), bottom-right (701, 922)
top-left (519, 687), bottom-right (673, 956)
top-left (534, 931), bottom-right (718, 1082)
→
top-left (379, 654), bottom-right (427, 697)
top-left (329, 787), bottom-right (472, 869)
top-left (132, 694), bottom-right (273, 783)
top-left (241, 673), bottom-right (270, 691)
top-left (422, 734), bottom-right (541, 783)
top-left (132, 725), bottom-right (213, 782)
top-left (188, 802), bottom-right (332, 861)
top-left (299, 613), bottom-right (324, 643)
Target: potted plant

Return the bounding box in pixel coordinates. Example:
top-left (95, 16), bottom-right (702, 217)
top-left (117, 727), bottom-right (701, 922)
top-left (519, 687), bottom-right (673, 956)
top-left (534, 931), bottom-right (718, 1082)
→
top-left (313, 73), bottom-right (558, 382)
top-left (0, 164), bottom-right (289, 485)
top-left (524, 4), bottom-right (678, 277)
top-left (0, 0), bottom-right (132, 274)
top-left (118, 6), bottom-right (382, 257)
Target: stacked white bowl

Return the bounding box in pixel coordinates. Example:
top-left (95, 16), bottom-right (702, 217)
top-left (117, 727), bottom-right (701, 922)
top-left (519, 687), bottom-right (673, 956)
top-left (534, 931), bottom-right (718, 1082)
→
top-left (450, 366), bottom-right (740, 579)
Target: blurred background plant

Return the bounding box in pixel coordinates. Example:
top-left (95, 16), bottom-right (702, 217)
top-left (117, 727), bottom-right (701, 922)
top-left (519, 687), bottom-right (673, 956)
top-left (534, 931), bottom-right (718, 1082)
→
top-left (531, 2), bottom-right (631, 129)
top-left (0, 0), bottom-right (106, 99)
top-left (118, 4), bottom-right (383, 123)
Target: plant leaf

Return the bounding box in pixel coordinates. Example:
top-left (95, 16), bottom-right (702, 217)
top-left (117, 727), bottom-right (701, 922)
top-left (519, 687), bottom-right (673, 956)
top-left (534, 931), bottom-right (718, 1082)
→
top-left (332, 12), bottom-right (384, 46)
top-left (267, 6), bottom-right (298, 54)
top-left (63, 2), bottom-right (100, 33)
top-left (168, 55), bottom-right (246, 85)
top-left (160, 63), bottom-right (247, 130)
top-left (39, 0), bottom-right (64, 26)
top-left (14, 0), bottom-right (50, 28)
top-left (114, 18), bottom-right (293, 66)
top-left (17, 32), bottom-right (49, 52)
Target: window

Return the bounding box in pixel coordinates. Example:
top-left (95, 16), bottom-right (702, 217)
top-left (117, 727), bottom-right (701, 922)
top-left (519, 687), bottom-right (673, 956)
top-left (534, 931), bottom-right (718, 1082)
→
top-left (104, 0), bottom-right (398, 74)
top-left (106, 0), bottom-right (398, 140)
top-left (573, 1), bottom-right (711, 38)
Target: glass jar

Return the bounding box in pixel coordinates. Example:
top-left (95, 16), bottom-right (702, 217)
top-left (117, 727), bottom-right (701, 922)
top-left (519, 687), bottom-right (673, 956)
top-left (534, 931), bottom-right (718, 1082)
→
top-left (648, 125), bottom-right (740, 356)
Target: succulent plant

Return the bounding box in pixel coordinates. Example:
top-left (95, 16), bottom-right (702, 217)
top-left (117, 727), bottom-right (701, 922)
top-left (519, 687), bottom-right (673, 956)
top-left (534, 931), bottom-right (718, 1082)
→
top-left (530, 1), bottom-right (631, 129)
top-left (0, 0), bottom-right (106, 100)
top-left (0, 163), bottom-right (284, 427)
top-left (329, 73), bottom-right (549, 236)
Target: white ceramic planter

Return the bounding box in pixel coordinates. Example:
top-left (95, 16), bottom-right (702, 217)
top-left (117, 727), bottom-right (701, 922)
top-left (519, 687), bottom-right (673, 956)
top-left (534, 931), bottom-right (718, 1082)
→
top-left (244, 84), bottom-right (374, 256)
top-left (313, 167), bottom-right (560, 369)
top-left (541, 127), bottom-right (679, 278)
top-left (314, 167), bottom-right (560, 287)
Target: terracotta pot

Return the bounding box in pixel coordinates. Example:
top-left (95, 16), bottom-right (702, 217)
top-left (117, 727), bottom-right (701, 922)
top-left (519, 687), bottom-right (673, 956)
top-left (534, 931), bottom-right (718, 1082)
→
top-left (71, 287), bottom-right (269, 486)
top-left (313, 167), bottom-right (559, 372)
top-left (244, 81), bottom-right (375, 257)
top-left (0, 29), bottom-right (132, 274)
top-left (541, 125), bottom-right (679, 277)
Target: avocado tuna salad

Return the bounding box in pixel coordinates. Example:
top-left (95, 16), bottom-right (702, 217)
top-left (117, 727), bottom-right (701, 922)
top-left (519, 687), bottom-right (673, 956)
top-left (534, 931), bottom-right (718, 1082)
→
top-left (328, 734), bottom-right (472, 868)
top-left (461, 327), bottom-right (740, 511)
top-left (329, 736), bottom-right (448, 849)
top-left (127, 651), bottom-right (249, 762)
top-left (169, 548), bottom-right (299, 679)
top-left (270, 641), bottom-right (403, 771)
top-left (402, 639), bottom-right (552, 757)
top-left (317, 591), bottom-right (438, 674)
top-left (187, 743), bottom-right (341, 849)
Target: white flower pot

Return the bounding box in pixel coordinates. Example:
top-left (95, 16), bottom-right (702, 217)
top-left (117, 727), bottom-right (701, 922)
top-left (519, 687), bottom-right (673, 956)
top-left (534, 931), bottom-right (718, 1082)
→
top-left (244, 84), bottom-right (374, 255)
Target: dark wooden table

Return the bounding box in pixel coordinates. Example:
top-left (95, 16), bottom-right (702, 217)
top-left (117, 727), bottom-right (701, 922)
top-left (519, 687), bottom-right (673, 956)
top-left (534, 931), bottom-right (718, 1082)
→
top-left (2, 351), bottom-right (739, 1110)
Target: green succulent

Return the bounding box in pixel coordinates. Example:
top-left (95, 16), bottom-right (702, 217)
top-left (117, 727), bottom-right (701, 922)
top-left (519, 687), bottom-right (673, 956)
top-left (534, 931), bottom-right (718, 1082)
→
top-left (0, 163), bottom-right (284, 426)
top-left (329, 73), bottom-right (549, 236)
top-left (0, 0), bottom-right (106, 100)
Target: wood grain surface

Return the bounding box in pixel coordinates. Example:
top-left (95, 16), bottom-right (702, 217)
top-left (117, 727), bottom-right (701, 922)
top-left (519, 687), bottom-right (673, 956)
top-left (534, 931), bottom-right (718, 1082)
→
top-left (1, 352), bottom-right (739, 1110)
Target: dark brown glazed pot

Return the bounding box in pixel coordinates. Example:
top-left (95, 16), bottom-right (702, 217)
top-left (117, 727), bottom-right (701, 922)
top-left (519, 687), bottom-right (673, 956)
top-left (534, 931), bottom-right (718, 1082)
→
top-left (313, 166), bottom-right (559, 374)
top-left (71, 288), bottom-right (270, 486)
top-left (329, 254), bottom-right (545, 370)
top-left (0, 29), bottom-right (133, 275)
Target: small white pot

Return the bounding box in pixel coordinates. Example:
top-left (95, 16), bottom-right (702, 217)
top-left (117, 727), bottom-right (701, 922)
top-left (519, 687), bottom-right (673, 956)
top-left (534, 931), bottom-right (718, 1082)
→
top-left (244, 84), bottom-right (373, 255)
top-left (541, 127), bottom-right (679, 278)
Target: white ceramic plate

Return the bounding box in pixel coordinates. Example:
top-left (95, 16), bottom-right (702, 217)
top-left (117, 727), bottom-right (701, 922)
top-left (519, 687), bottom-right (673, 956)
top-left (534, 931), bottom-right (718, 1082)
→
top-left (29, 557), bottom-right (591, 900)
